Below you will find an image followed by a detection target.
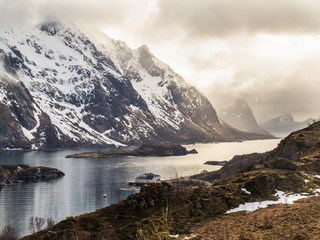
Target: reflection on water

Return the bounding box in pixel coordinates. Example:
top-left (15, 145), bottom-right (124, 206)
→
top-left (0, 139), bottom-right (280, 236)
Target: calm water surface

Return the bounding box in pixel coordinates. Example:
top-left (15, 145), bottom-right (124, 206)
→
top-left (0, 139), bottom-right (280, 236)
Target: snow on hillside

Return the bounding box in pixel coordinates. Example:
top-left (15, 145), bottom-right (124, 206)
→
top-left (0, 20), bottom-right (270, 149)
top-left (0, 21), bottom-right (122, 147)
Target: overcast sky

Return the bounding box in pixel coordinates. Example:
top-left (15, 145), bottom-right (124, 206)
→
top-left (1, 0), bottom-right (320, 121)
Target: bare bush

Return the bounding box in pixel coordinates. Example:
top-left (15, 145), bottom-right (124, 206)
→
top-left (29, 216), bottom-right (45, 233)
top-left (136, 202), bottom-right (172, 240)
top-left (28, 217), bottom-right (36, 233)
top-left (46, 217), bottom-right (55, 228)
top-left (0, 225), bottom-right (19, 240)
top-left (35, 217), bottom-right (45, 232)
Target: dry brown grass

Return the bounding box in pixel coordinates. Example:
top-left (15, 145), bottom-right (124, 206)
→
top-left (181, 196), bottom-right (320, 240)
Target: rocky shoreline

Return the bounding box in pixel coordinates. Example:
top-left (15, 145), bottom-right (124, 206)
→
top-left (0, 164), bottom-right (65, 189)
top-left (66, 144), bottom-right (198, 158)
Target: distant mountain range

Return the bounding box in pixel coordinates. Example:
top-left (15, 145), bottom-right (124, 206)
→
top-left (218, 98), bottom-right (272, 136)
top-left (0, 21), bottom-right (272, 150)
top-left (259, 113), bottom-right (314, 136)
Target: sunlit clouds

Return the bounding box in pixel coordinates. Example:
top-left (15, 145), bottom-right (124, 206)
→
top-left (1, 0), bottom-right (320, 120)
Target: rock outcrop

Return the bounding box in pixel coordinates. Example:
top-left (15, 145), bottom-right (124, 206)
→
top-left (0, 164), bottom-right (64, 188)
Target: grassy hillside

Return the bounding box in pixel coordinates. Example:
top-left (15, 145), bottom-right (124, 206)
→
top-left (186, 196), bottom-right (320, 239)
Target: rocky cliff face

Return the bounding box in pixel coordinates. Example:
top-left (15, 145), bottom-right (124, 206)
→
top-left (0, 21), bottom-right (270, 150)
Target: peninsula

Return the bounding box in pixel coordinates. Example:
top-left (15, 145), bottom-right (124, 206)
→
top-left (66, 144), bottom-right (197, 158)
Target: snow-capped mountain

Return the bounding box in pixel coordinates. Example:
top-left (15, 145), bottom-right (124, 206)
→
top-left (217, 98), bottom-right (272, 136)
top-left (260, 113), bottom-right (314, 137)
top-left (0, 21), bottom-right (271, 150)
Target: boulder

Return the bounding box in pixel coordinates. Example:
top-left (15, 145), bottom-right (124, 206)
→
top-left (187, 149), bottom-right (198, 154)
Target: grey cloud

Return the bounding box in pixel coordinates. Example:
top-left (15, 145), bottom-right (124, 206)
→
top-left (1, 0), bottom-right (319, 121)
top-left (204, 55), bottom-right (320, 121)
top-left (0, 0), bottom-right (147, 29)
top-left (152, 0), bottom-right (320, 37)
top-left (4, 0), bottom-right (320, 39)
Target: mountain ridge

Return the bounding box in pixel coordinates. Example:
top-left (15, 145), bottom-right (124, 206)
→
top-left (0, 20), bottom-right (272, 150)
top-left (260, 112), bottom-right (314, 136)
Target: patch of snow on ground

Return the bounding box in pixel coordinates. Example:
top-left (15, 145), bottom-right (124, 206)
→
top-left (241, 188), bottom-right (251, 194)
top-left (21, 127), bottom-right (34, 141)
top-left (129, 105), bottom-right (140, 112)
top-left (5, 148), bottom-right (23, 151)
top-left (169, 234), bottom-right (179, 238)
top-left (0, 88), bottom-right (6, 102)
top-left (184, 233), bottom-right (197, 239)
top-left (212, 127), bottom-right (221, 135)
top-left (169, 233), bottom-right (197, 239)
top-left (227, 190), bottom-right (310, 214)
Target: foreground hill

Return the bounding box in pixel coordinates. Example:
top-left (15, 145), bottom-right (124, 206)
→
top-left (193, 120), bottom-right (320, 182)
top-left (189, 196), bottom-right (320, 239)
top-left (0, 21), bottom-right (271, 150)
top-left (22, 121), bottom-right (320, 239)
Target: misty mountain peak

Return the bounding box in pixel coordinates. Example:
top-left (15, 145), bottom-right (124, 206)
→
top-left (279, 113), bottom-right (294, 124)
top-left (231, 98), bottom-right (249, 110)
top-left (260, 112), bottom-right (312, 136)
top-left (40, 21), bottom-right (62, 36)
top-left (138, 44), bottom-right (150, 52)
top-left (136, 44), bottom-right (165, 78)
top-left (218, 97), bottom-right (272, 136)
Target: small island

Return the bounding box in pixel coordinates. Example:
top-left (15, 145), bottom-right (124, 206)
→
top-left (204, 160), bottom-right (228, 166)
top-left (66, 144), bottom-right (198, 158)
top-left (0, 164), bottom-right (65, 189)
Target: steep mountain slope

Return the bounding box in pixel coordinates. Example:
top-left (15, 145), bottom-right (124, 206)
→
top-left (260, 113), bottom-right (314, 136)
top-left (0, 21), bottom-right (270, 150)
top-left (218, 98), bottom-right (272, 136)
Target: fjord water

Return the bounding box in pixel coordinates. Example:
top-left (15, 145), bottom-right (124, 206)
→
top-left (0, 139), bottom-right (280, 236)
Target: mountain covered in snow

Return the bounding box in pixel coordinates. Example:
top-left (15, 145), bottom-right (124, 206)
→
top-left (259, 113), bottom-right (314, 136)
top-left (217, 98), bottom-right (272, 136)
top-left (0, 21), bottom-right (271, 150)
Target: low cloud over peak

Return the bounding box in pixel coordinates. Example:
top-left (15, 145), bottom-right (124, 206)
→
top-left (153, 0), bottom-right (320, 38)
top-left (1, 0), bottom-right (319, 120)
